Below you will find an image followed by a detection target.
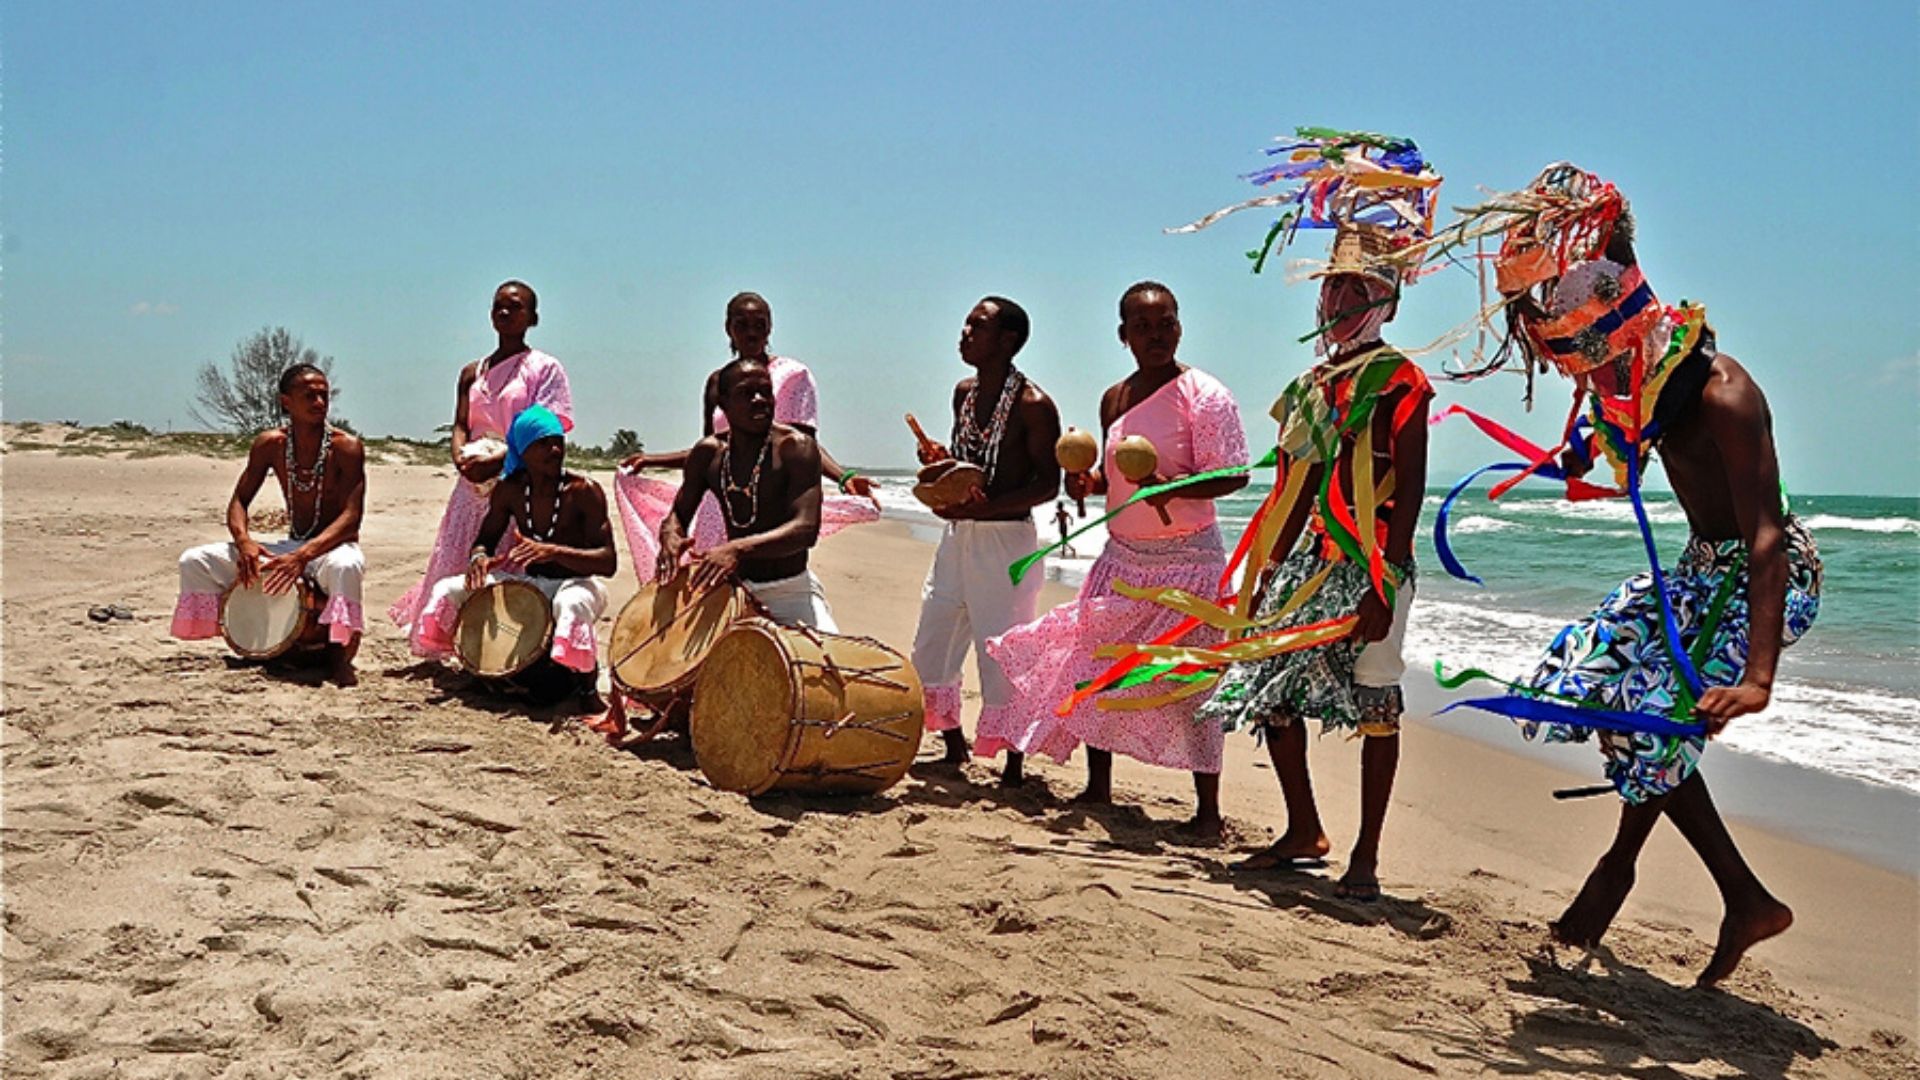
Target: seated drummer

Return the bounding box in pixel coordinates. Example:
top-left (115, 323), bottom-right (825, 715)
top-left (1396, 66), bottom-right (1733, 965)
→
top-left (417, 404), bottom-right (618, 711)
top-left (171, 363), bottom-right (367, 686)
top-left (660, 356), bottom-right (838, 631)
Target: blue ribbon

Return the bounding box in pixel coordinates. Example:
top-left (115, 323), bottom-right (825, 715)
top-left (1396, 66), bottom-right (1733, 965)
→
top-left (1440, 694), bottom-right (1706, 739)
top-left (1433, 460), bottom-right (1570, 585)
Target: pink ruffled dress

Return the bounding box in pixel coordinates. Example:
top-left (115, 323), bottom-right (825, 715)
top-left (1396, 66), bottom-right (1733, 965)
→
top-left (613, 355), bottom-right (878, 583)
top-left (980, 367), bottom-right (1248, 773)
top-left (388, 349), bottom-right (574, 656)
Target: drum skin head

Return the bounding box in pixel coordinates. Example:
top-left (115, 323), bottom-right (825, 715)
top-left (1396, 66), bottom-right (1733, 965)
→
top-left (609, 576), bottom-right (745, 695)
top-left (689, 622), bottom-right (797, 795)
top-left (455, 580), bottom-right (554, 677)
top-left (220, 580), bottom-right (308, 659)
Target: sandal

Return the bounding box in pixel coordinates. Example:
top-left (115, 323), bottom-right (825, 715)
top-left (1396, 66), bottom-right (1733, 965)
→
top-left (87, 605), bottom-right (114, 623)
top-left (108, 604), bottom-right (134, 621)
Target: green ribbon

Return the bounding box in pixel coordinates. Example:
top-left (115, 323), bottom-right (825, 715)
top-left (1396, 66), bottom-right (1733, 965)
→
top-left (1009, 448), bottom-right (1280, 585)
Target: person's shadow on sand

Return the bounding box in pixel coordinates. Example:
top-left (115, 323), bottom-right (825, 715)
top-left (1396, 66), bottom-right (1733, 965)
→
top-left (1404, 943), bottom-right (1834, 1079)
top-left (1207, 861), bottom-right (1456, 938)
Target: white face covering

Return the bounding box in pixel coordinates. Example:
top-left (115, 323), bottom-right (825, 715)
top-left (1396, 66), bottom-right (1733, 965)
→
top-left (1316, 275), bottom-right (1396, 358)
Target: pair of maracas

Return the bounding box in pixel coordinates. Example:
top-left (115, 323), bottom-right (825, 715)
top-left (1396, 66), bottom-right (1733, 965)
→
top-left (1057, 426), bottom-right (1167, 524)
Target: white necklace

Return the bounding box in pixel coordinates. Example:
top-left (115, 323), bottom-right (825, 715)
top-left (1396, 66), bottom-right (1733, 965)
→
top-left (282, 425), bottom-right (332, 541)
top-left (524, 472), bottom-right (566, 540)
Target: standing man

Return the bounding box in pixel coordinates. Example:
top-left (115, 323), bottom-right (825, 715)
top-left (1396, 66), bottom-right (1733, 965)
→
top-left (1440, 165), bottom-right (1822, 986)
top-left (911, 297), bottom-right (1062, 779)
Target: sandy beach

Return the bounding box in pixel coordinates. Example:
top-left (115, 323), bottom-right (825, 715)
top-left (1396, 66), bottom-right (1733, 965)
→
top-left (3, 432), bottom-right (1914, 1078)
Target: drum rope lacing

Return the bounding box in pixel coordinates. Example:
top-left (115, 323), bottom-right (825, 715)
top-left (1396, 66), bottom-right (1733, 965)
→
top-left (952, 368), bottom-right (1025, 485)
top-left (282, 424), bottom-right (333, 541)
top-left (719, 433), bottom-right (772, 530)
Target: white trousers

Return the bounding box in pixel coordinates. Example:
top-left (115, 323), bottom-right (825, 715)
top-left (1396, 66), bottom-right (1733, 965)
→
top-left (744, 570), bottom-right (839, 632)
top-left (910, 520), bottom-right (1043, 732)
top-left (425, 572), bottom-right (609, 636)
top-left (179, 538), bottom-right (365, 607)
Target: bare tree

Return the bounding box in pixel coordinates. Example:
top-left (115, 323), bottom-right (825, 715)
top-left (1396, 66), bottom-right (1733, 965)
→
top-left (193, 327), bottom-right (342, 434)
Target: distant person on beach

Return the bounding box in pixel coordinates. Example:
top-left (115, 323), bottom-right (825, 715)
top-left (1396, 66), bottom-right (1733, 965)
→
top-left (658, 356), bottom-right (838, 629)
top-left (612, 292), bottom-right (879, 583)
top-left (171, 364), bottom-right (367, 685)
top-left (1053, 500), bottom-right (1075, 558)
top-left (415, 405), bottom-right (617, 712)
top-left (907, 296), bottom-right (1062, 772)
top-left (388, 281), bottom-right (575, 656)
top-left (1197, 223), bottom-right (1433, 901)
top-left (1444, 165), bottom-right (1822, 986)
top-left (983, 282), bottom-right (1248, 837)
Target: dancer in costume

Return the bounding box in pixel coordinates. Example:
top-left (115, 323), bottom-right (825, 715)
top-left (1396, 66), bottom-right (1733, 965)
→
top-left (614, 292), bottom-right (878, 581)
top-left (415, 405), bottom-right (618, 713)
top-left (659, 356), bottom-right (839, 629)
top-left (1429, 165), bottom-right (1820, 986)
top-left (172, 364), bottom-right (367, 686)
top-left (1170, 129), bottom-right (1440, 898)
top-left (389, 281), bottom-right (575, 655)
top-left (908, 297), bottom-right (1062, 772)
top-left (984, 282), bottom-right (1249, 837)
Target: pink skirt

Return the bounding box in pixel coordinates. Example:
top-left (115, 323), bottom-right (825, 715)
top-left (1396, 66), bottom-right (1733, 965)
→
top-left (612, 471), bottom-right (879, 584)
top-left (387, 479), bottom-right (521, 656)
top-left (981, 527), bottom-right (1227, 774)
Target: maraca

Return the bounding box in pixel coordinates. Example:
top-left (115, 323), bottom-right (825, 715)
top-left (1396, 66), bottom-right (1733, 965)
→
top-left (1113, 435), bottom-right (1172, 525)
top-left (1055, 426), bottom-right (1098, 516)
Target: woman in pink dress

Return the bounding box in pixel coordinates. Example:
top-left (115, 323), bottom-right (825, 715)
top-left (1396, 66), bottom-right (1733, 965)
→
top-left (983, 281), bottom-right (1249, 839)
top-left (388, 281), bottom-right (575, 655)
top-left (613, 291), bottom-right (878, 583)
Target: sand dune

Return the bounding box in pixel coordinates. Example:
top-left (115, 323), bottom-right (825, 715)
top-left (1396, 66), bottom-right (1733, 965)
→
top-left (2, 436), bottom-right (1913, 1078)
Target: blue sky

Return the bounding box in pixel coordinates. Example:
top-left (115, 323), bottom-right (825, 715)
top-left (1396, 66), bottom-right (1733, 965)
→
top-left (6, 2), bottom-right (1916, 495)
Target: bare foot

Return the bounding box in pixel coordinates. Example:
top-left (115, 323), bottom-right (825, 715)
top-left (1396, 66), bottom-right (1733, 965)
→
top-left (1069, 786), bottom-right (1112, 807)
top-left (1551, 858), bottom-right (1635, 949)
top-left (327, 642), bottom-right (359, 687)
top-left (1000, 758), bottom-right (1025, 787)
top-left (1697, 897), bottom-right (1793, 987)
top-left (572, 689), bottom-right (607, 716)
top-left (939, 730), bottom-right (970, 765)
top-left (1335, 854), bottom-right (1381, 901)
top-left (1233, 831), bottom-right (1331, 871)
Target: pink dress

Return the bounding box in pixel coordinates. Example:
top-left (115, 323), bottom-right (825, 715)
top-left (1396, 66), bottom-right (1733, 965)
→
top-left (613, 355), bottom-right (879, 583)
top-left (980, 367), bottom-right (1248, 773)
top-left (388, 349), bottom-right (574, 656)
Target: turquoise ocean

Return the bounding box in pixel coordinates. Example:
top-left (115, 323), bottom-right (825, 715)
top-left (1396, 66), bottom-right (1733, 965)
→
top-left (871, 473), bottom-right (1919, 797)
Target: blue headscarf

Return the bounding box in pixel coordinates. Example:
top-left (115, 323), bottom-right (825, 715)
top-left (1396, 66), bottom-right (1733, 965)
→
top-left (504, 404), bottom-right (566, 478)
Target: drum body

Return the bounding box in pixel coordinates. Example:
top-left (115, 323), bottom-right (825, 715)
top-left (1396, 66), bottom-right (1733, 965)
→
top-left (220, 579), bottom-right (326, 659)
top-left (454, 580), bottom-right (555, 678)
top-left (691, 619), bottom-right (924, 796)
top-left (608, 574), bottom-right (745, 705)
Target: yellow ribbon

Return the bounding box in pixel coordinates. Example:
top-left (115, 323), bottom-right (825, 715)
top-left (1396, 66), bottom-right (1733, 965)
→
top-left (1095, 674), bottom-right (1222, 712)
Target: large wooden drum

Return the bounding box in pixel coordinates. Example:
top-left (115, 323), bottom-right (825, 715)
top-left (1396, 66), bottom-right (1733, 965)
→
top-left (690, 619), bottom-right (925, 797)
top-left (220, 579), bottom-right (327, 659)
top-left (454, 580), bottom-right (554, 678)
top-left (608, 573), bottom-right (746, 705)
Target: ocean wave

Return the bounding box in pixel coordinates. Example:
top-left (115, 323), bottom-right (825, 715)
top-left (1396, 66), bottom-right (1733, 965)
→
top-left (1498, 499), bottom-right (1691, 526)
top-left (1799, 514), bottom-right (1920, 535)
top-left (1448, 517), bottom-right (1518, 535)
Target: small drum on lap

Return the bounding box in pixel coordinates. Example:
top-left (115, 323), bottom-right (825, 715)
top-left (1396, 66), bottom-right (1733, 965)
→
top-left (691, 619), bottom-right (925, 797)
top-left (221, 579), bottom-right (326, 660)
top-left (609, 573), bottom-right (746, 706)
top-left (455, 580), bottom-right (555, 678)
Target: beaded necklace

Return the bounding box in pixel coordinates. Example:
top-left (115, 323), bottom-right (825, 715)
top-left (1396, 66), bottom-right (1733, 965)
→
top-left (719, 433), bottom-right (771, 530)
top-left (282, 425), bottom-right (332, 541)
top-left (523, 471), bottom-right (569, 541)
top-left (952, 367), bottom-right (1025, 484)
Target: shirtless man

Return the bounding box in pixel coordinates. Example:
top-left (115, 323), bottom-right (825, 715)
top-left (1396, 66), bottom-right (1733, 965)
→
top-left (660, 356), bottom-right (838, 630)
top-left (420, 404), bottom-right (618, 712)
top-left (171, 364), bottom-right (367, 686)
top-left (1462, 167), bottom-right (1823, 986)
top-left (910, 296), bottom-right (1062, 779)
